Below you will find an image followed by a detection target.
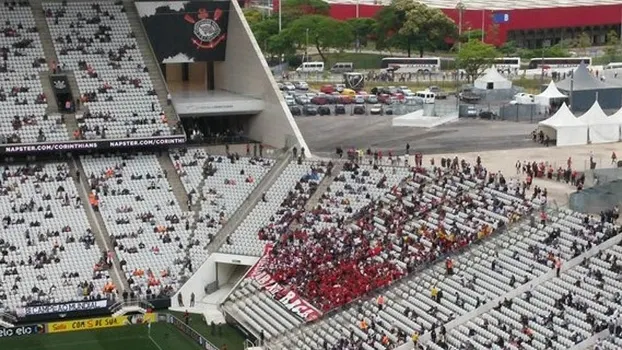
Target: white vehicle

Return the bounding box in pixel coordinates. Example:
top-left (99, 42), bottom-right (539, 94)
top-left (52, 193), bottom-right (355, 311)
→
top-left (528, 57), bottom-right (591, 69)
top-left (294, 81), bottom-right (309, 90)
top-left (296, 61), bottom-right (324, 73)
top-left (404, 96), bottom-right (418, 105)
top-left (381, 57), bottom-right (441, 73)
top-left (354, 95), bottom-right (365, 104)
top-left (494, 57), bottom-right (521, 70)
top-left (511, 93), bottom-right (535, 105)
top-left (415, 90), bottom-right (436, 104)
top-left (283, 82), bottom-right (296, 91)
top-left (284, 95), bottom-right (296, 106)
top-left (370, 104), bottom-right (383, 115)
top-left (604, 62), bottom-right (622, 70)
top-left (335, 84), bottom-right (345, 93)
top-left (401, 89), bottom-right (414, 96)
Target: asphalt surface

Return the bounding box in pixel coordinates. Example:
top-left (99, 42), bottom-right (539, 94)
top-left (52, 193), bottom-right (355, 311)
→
top-left (296, 115), bottom-right (538, 157)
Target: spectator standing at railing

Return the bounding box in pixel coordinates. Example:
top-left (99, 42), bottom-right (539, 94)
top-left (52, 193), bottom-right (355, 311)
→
top-left (445, 257), bottom-right (454, 275)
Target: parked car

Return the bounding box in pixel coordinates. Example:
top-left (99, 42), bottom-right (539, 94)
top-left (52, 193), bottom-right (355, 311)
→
top-left (428, 86), bottom-right (448, 99)
top-left (378, 94), bottom-right (392, 104)
top-left (335, 84), bottom-right (346, 93)
top-left (353, 105), bottom-right (366, 115)
top-left (459, 88), bottom-right (481, 103)
top-left (303, 105), bottom-right (318, 116)
top-left (366, 95), bottom-right (378, 104)
top-left (334, 104), bottom-right (346, 115)
top-left (295, 94), bottom-right (310, 105)
top-left (339, 95), bottom-right (354, 104)
top-left (320, 84), bottom-right (334, 94)
top-left (354, 95), bottom-right (366, 104)
top-left (318, 106), bottom-right (331, 116)
top-left (285, 95), bottom-right (296, 106)
top-left (465, 105), bottom-right (478, 117)
top-left (479, 110), bottom-right (497, 119)
top-left (289, 106), bottom-right (302, 116)
top-left (370, 104), bottom-right (383, 115)
top-left (283, 82), bottom-right (296, 91)
top-left (311, 95), bottom-right (328, 105)
top-left (294, 81), bottom-right (309, 90)
top-left (384, 107), bottom-right (393, 115)
top-left (277, 82), bottom-right (284, 90)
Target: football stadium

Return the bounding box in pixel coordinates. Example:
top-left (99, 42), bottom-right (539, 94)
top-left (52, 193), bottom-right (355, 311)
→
top-left (1, 1), bottom-right (622, 350)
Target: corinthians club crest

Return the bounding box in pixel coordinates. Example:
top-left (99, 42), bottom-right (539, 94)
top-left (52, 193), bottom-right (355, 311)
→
top-left (53, 80), bottom-right (66, 90)
top-left (344, 73), bottom-right (364, 90)
top-left (184, 8), bottom-right (226, 50)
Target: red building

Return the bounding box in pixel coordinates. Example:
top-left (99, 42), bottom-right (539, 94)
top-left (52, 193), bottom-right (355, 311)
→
top-left (274, 1), bottom-right (622, 47)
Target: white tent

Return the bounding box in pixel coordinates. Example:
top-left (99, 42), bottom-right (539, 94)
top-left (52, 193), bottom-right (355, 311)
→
top-left (535, 81), bottom-right (567, 106)
top-left (578, 100), bottom-right (620, 143)
top-left (538, 103), bottom-right (588, 146)
top-left (474, 67), bottom-right (512, 90)
top-left (607, 106), bottom-right (622, 141)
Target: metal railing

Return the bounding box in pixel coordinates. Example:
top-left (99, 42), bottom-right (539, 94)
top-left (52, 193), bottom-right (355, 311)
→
top-left (110, 299), bottom-right (154, 314)
top-left (0, 311), bottom-right (17, 325)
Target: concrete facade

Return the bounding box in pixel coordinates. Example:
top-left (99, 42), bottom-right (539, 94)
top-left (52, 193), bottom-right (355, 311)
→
top-left (214, 0), bottom-right (310, 156)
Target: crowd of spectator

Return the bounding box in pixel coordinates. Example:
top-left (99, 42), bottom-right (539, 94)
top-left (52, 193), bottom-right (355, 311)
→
top-left (258, 157), bottom-right (535, 313)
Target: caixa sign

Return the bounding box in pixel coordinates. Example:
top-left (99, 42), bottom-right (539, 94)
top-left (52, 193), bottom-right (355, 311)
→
top-left (0, 324), bottom-right (44, 338)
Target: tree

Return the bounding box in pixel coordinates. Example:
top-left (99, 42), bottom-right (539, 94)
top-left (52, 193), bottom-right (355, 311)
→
top-left (281, 0), bottom-right (330, 19)
top-left (605, 30), bottom-right (620, 61)
top-left (286, 15), bottom-right (354, 62)
top-left (347, 18), bottom-right (376, 49)
top-left (395, 0), bottom-right (457, 57)
top-left (243, 8), bottom-right (264, 27)
top-left (250, 17), bottom-right (280, 49)
top-left (267, 30), bottom-right (297, 57)
top-left (573, 32), bottom-right (591, 53)
top-left (498, 41), bottom-right (517, 56)
top-left (375, 0), bottom-right (456, 57)
top-left (374, 6), bottom-right (404, 54)
top-left (459, 29), bottom-right (483, 43)
top-left (457, 39), bottom-right (499, 82)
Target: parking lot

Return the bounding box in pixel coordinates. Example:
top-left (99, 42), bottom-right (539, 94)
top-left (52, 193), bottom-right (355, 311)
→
top-left (279, 81), bottom-right (458, 117)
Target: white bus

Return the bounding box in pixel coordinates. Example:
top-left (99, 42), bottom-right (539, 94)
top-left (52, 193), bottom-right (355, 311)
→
top-left (494, 57), bottom-right (521, 70)
top-left (296, 61), bottom-right (324, 73)
top-left (528, 57), bottom-right (591, 69)
top-left (381, 57), bottom-right (441, 73)
top-left (604, 62), bottom-right (622, 70)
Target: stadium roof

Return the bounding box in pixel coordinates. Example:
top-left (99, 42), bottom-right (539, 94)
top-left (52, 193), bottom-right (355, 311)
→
top-left (326, 0), bottom-right (622, 10)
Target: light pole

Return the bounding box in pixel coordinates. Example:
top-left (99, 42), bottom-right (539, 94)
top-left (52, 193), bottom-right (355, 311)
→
top-left (456, 1), bottom-right (465, 104)
top-left (456, 1), bottom-right (465, 52)
top-left (541, 41), bottom-right (549, 86)
top-left (305, 28), bottom-right (309, 61)
top-left (278, 0), bottom-right (282, 32)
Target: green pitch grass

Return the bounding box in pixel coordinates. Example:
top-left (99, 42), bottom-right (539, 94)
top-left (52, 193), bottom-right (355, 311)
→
top-left (0, 323), bottom-right (204, 350)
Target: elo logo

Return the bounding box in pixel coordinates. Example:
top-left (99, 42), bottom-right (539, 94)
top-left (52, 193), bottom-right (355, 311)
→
top-left (0, 325), bottom-right (40, 338)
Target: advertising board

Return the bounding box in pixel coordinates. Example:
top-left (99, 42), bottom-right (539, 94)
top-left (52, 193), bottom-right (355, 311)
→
top-left (17, 300), bottom-right (108, 317)
top-left (0, 135), bottom-right (186, 155)
top-left (136, 1), bottom-right (230, 63)
top-left (47, 314), bottom-right (156, 334)
top-left (0, 324), bottom-right (45, 338)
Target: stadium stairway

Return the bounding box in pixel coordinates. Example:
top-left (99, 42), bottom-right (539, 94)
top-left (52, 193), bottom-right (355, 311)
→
top-left (168, 150), bottom-right (293, 324)
top-left (205, 148), bottom-right (294, 253)
top-left (70, 157), bottom-right (130, 294)
top-left (304, 161), bottom-right (344, 211)
top-left (30, 0), bottom-right (58, 67)
top-left (157, 152), bottom-right (191, 212)
top-left (122, 0), bottom-right (179, 127)
top-left (39, 70), bottom-right (59, 114)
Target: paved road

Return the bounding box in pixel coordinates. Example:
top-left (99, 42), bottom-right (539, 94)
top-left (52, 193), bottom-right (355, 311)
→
top-left (297, 115), bottom-right (537, 157)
